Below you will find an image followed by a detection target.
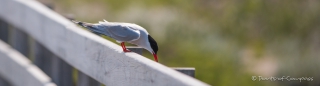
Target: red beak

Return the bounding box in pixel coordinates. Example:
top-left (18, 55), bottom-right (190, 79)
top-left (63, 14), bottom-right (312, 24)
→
top-left (153, 53), bottom-right (158, 62)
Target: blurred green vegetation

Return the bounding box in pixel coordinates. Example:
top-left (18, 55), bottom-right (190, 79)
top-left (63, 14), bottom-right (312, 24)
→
top-left (39, 0), bottom-right (320, 85)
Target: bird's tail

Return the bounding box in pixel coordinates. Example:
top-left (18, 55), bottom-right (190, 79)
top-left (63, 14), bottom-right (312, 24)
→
top-left (71, 20), bottom-right (103, 35)
top-left (71, 20), bottom-right (93, 28)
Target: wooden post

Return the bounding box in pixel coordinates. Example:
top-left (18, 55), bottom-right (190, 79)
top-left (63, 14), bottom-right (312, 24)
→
top-left (51, 56), bottom-right (74, 86)
top-left (0, 75), bottom-right (11, 86)
top-left (9, 26), bottom-right (29, 57)
top-left (127, 46), bottom-right (143, 55)
top-left (0, 40), bottom-right (57, 86)
top-left (32, 40), bottom-right (52, 75)
top-left (0, 19), bottom-right (9, 43)
top-left (31, 39), bottom-right (74, 86)
top-left (77, 71), bottom-right (100, 86)
top-left (172, 67), bottom-right (195, 78)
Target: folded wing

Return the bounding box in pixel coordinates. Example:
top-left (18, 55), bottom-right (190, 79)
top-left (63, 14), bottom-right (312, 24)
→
top-left (100, 25), bottom-right (140, 42)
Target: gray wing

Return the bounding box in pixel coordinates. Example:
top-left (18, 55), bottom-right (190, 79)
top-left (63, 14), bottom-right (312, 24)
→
top-left (96, 25), bottom-right (140, 42)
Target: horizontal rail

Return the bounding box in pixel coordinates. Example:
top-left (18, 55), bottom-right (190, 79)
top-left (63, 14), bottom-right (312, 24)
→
top-left (128, 47), bottom-right (196, 77)
top-left (0, 0), bottom-right (209, 86)
top-left (0, 40), bottom-right (56, 86)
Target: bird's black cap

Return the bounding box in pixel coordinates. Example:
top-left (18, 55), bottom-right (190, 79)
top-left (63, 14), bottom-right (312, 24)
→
top-left (148, 35), bottom-right (158, 54)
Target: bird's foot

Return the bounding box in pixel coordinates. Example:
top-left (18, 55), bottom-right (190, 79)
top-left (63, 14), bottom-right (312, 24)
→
top-left (123, 49), bottom-right (131, 52)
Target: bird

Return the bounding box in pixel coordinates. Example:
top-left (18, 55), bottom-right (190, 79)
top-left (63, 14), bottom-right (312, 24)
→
top-left (72, 20), bottom-right (159, 62)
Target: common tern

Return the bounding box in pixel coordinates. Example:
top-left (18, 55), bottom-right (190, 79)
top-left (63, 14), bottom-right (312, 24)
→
top-left (72, 20), bottom-right (159, 62)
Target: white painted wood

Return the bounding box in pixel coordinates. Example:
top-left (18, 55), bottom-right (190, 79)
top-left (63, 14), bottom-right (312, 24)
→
top-left (0, 40), bottom-right (56, 86)
top-left (0, 0), bottom-right (210, 86)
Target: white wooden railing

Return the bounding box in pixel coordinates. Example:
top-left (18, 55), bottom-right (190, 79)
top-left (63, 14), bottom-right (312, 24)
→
top-left (0, 0), bottom-right (209, 86)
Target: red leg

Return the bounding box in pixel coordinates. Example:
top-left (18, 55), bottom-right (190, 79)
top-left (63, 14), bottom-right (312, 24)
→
top-left (121, 42), bottom-right (131, 52)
